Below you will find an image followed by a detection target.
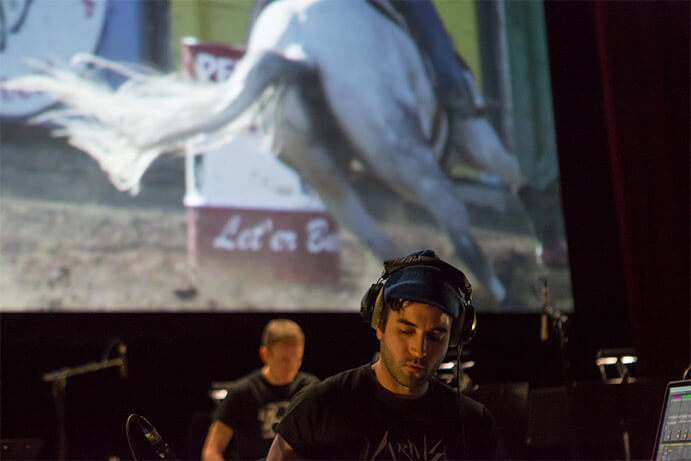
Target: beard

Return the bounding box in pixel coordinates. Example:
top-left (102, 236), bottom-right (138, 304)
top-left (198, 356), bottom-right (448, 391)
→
top-left (379, 338), bottom-right (444, 393)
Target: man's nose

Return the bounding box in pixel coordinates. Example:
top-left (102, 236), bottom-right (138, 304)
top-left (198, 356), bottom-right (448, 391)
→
top-left (410, 334), bottom-right (428, 359)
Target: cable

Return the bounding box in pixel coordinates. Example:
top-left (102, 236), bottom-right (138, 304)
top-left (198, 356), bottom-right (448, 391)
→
top-left (126, 414), bottom-right (139, 461)
top-left (456, 342), bottom-right (464, 397)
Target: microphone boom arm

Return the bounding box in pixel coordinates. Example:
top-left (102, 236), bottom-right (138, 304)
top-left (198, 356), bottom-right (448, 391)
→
top-left (42, 357), bottom-right (125, 382)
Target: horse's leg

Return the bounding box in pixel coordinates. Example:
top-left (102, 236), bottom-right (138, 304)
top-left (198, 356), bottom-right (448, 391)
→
top-left (335, 102), bottom-right (506, 302)
top-left (446, 117), bottom-right (524, 192)
top-left (285, 145), bottom-right (398, 260)
top-left (275, 101), bottom-right (398, 260)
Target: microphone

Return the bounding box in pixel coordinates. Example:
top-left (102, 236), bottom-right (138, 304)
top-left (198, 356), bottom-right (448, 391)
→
top-left (118, 342), bottom-right (128, 379)
top-left (540, 278), bottom-right (549, 341)
top-left (135, 415), bottom-right (178, 460)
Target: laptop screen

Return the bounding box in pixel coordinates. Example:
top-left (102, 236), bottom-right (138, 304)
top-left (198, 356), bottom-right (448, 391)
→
top-left (653, 380), bottom-right (691, 460)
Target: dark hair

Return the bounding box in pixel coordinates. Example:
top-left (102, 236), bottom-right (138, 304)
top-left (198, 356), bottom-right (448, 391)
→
top-left (261, 319), bottom-right (305, 348)
top-left (379, 298), bottom-right (406, 331)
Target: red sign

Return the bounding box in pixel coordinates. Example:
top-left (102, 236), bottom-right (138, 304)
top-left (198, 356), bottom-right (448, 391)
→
top-left (188, 207), bottom-right (340, 285)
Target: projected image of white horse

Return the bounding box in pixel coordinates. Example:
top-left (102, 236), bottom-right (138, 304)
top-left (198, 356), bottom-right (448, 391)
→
top-left (8, 0), bottom-right (532, 305)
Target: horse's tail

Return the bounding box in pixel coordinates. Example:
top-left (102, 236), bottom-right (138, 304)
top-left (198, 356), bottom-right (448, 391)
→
top-left (3, 50), bottom-right (314, 194)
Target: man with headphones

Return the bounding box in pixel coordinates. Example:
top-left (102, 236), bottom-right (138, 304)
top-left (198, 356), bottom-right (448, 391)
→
top-left (267, 250), bottom-right (497, 460)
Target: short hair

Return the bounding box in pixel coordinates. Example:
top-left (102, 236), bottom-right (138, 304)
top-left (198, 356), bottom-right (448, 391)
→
top-left (379, 298), bottom-right (406, 331)
top-left (261, 319), bottom-right (305, 348)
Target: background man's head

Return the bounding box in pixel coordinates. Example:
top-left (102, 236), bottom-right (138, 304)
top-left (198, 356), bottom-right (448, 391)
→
top-left (260, 319), bottom-right (305, 385)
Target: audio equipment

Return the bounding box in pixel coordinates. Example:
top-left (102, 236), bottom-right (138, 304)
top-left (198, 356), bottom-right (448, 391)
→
top-left (360, 250), bottom-right (477, 347)
top-left (127, 414), bottom-right (178, 460)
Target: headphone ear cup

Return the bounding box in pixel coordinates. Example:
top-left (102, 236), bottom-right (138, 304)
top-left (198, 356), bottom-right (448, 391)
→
top-left (360, 283), bottom-right (383, 326)
top-left (449, 303), bottom-right (477, 348)
top-left (459, 303), bottom-right (477, 346)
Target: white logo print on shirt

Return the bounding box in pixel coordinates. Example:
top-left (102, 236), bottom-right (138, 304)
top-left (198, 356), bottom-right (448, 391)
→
top-left (360, 430), bottom-right (448, 461)
top-left (258, 401), bottom-right (290, 439)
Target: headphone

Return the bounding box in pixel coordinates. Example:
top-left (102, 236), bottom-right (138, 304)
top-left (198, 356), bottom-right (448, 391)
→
top-left (360, 253), bottom-right (477, 348)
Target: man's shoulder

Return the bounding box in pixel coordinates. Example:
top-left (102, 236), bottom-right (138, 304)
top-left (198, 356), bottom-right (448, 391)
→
top-left (223, 369), bottom-right (263, 393)
top-left (457, 391), bottom-right (492, 417)
top-left (323, 363), bottom-right (371, 387)
top-left (283, 365), bottom-right (371, 419)
top-left (430, 379), bottom-right (492, 419)
top-left (294, 371), bottom-right (320, 385)
top-left (289, 371), bottom-right (320, 395)
top-left (213, 370), bottom-right (264, 421)
top-left (298, 364), bottom-right (371, 397)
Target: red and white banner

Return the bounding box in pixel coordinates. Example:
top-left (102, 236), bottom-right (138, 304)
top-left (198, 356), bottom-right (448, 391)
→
top-left (182, 38), bottom-right (341, 284)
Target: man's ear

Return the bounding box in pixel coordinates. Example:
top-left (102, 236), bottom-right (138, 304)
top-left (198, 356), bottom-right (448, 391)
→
top-left (259, 346), bottom-right (268, 364)
top-left (376, 325), bottom-right (383, 340)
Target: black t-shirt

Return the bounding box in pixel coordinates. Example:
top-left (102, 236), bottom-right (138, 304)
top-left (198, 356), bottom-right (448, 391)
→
top-left (276, 364), bottom-right (497, 460)
top-left (214, 369), bottom-right (319, 459)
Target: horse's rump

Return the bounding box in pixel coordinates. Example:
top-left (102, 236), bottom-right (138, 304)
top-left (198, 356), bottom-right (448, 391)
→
top-left (249, 0), bottom-right (438, 148)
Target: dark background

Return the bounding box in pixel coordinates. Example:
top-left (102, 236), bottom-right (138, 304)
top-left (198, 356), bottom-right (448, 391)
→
top-left (1, 1), bottom-right (689, 460)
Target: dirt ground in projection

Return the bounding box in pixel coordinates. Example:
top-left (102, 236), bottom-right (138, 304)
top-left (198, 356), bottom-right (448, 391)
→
top-left (0, 122), bottom-right (572, 312)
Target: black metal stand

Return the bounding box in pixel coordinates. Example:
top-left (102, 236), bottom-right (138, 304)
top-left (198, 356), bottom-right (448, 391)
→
top-left (51, 378), bottom-right (67, 461)
top-left (546, 306), bottom-right (570, 386)
top-left (43, 355), bottom-right (125, 460)
top-left (616, 375), bottom-right (632, 461)
top-left (538, 278), bottom-right (570, 385)
top-left (537, 279), bottom-right (575, 458)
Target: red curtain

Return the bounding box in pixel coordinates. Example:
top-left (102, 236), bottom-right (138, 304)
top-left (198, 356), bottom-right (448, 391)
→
top-left (545, 1), bottom-right (689, 379)
top-left (593, 2), bottom-right (689, 377)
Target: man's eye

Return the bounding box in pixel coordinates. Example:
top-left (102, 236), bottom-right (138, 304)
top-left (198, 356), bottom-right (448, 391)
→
top-left (429, 332), bottom-right (445, 342)
top-left (400, 329), bottom-right (414, 336)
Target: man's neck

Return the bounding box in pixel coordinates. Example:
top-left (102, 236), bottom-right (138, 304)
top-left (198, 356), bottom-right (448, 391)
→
top-left (371, 361), bottom-right (428, 398)
top-left (262, 366), bottom-right (292, 385)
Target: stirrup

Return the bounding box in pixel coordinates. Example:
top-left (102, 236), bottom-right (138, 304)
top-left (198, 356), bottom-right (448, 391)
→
top-left (443, 72), bottom-right (486, 118)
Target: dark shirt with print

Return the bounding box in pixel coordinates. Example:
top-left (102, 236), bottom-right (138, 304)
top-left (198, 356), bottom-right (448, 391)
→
top-left (214, 369), bottom-right (319, 459)
top-left (275, 363), bottom-right (497, 460)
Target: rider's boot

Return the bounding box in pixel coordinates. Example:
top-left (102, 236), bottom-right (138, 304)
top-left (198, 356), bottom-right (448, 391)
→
top-left (392, 0), bottom-right (485, 117)
top-left (443, 62), bottom-right (486, 118)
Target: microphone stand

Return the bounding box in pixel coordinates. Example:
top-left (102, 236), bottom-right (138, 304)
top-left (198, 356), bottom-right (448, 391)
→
top-left (538, 279), bottom-right (574, 457)
top-left (43, 356), bottom-right (126, 460)
top-left (543, 303), bottom-right (570, 386)
top-left (538, 279), bottom-right (570, 385)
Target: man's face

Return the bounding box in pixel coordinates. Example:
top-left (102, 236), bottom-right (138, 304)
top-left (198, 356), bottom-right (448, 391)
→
top-left (375, 301), bottom-right (452, 396)
top-left (262, 338), bottom-right (304, 385)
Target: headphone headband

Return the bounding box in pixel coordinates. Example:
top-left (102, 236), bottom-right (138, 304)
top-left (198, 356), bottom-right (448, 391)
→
top-left (361, 250), bottom-right (477, 347)
top-left (383, 254), bottom-right (472, 303)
